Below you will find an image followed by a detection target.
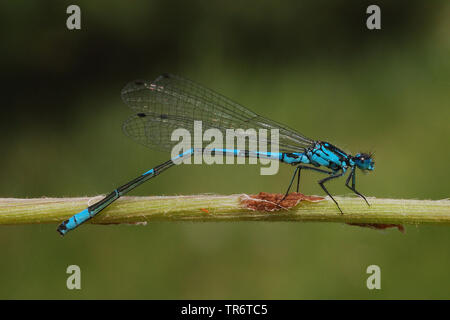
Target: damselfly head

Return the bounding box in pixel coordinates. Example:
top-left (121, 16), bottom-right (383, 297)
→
top-left (353, 153), bottom-right (375, 171)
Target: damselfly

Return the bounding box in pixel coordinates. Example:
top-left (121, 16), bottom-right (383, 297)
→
top-left (57, 74), bottom-right (375, 235)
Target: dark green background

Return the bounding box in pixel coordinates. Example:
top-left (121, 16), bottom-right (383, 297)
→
top-left (0, 1), bottom-right (449, 299)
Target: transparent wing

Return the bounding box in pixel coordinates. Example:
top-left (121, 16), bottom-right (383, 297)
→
top-left (121, 74), bottom-right (314, 153)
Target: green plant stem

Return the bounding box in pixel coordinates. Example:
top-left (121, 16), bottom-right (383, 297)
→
top-left (0, 195), bottom-right (449, 226)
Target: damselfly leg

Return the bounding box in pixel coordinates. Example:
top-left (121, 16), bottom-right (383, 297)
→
top-left (345, 167), bottom-right (370, 206)
top-left (318, 170), bottom-right (345, 214)
top-left (280, 166), bottom-right (300, 202)
top-left (280, 165), bottom-right (333, 203)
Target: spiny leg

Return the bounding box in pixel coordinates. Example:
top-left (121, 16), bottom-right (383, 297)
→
top-left (345, 168), bottom-right (370, 206)
top-left (318, 171), bottom-right (345, 214)
top-left (295, 165), bottom-right (334, 193)
top-left (281, 165), bottom-right (334, 203)
top-left (296, 167), bottom-right (301, 192)
top-left (280, 166), bottom-right (300, 202)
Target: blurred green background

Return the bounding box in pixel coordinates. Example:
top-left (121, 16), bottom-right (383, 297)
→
top-left (0, 0), bottom-right (449, 299)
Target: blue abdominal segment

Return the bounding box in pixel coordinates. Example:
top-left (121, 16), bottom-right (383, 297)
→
top-left (57, 208), bottom-right (92, 236)
top-left (142, 168), bottom-right (154, 175)
top-left (282, 152), bottom-right (310, 165)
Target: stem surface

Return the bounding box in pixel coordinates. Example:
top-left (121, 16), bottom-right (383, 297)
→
top-left (0, 195), bottom-right (449, 226)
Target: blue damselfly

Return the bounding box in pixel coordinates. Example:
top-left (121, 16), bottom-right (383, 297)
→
top-left (57, 74), bottom-right (375, 235)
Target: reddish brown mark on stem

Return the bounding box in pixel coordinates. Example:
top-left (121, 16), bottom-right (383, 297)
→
top-left (346, 223), bottom-right (405, 233)
top-left (240, 192), bottom-right (404, 233)
top-left (240, 192), bottom-right (324, 211)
